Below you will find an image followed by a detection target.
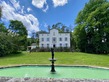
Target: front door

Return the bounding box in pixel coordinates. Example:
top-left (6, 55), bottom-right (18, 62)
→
top-left (53, 44), bottom-right (55, 48)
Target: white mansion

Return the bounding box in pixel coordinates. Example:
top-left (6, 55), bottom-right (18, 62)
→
top-left (39, 29), bottom-right (70, 48)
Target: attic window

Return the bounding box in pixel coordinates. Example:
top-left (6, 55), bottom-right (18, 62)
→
top-left (53, 32), bottom-right (55, 36)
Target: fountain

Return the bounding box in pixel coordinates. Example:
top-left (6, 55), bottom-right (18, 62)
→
top-left (0, 48), bottom-right (109, 80)
top-left (49, 48), bottom-right (56, 73)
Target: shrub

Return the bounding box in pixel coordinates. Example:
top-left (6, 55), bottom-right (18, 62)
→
top-left (31, 47), bottom-right (71, 52)
top-left (0, 32), bottom-right (19, 56)
top-left (54, 47), bottom-right (71, 52)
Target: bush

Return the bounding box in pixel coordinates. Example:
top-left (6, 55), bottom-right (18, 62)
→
top-left (30, 47), bottom-right (71, 52)
top-left (35, 47), bottom-right (50, 52)
top-left (0, 32), bottom-right (19, 56)
top-left (54, 47), bottom-right (71, 52)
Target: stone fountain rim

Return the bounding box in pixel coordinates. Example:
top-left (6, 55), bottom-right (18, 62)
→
top-left (0, 65), bottom-right (109, 81)
top-left (0, 64), bottom-right (109, 70)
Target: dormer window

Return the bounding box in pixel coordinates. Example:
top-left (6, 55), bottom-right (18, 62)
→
top-left (53, 32), bottom-right (55, 36)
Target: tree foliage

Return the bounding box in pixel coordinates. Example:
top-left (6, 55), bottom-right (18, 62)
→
top-left (0, 31), bottom-right (19, 57)
top-left (74, 0), bottom-right (109, 54)
top-left (0, 6), bottom-right (2, 20)
top-left (9, 20), bottom-right (28, 50)
top-left (9, 20), bottom-right (27, 36)
top-left (0, 23), bottom-right (21, 56)
top-left (0, 23), bottom-right (7, 32)
top-left (51, 22), bottom-right (72, 32)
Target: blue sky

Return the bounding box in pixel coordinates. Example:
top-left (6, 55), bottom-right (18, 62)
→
top-left (0, 0), bottom-right (89, 37)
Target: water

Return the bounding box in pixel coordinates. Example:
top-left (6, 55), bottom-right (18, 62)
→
top-left (0, 66), bottom-right (109, 79)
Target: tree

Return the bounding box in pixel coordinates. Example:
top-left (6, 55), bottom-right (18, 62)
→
top-left (9, 20), bottom-right (28, 50)
top-left (0, 31), bottom-right (20, 57)
top-left (0, 23), bottom-right (7, 32)
top-left (51, 22), bottom-right (72, 32)
top-left (9, 20), bottom-right (27, 36)
top-left (0, 6), bottom-right (2, 20)
top-left (74, 0), bottom-right (109, 54)
top-left (0, 7), bottom-right (20, 56)
top-left (47, 25), bottom-right (50, 32)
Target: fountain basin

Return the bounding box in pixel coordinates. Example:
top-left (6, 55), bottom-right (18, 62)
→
top-left (0, 65), bottom-right (109, 79)
top-left (49, 58), bottom-right (56, 61)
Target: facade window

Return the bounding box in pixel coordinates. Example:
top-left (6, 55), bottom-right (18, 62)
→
top-left (42, 38), bottom-right (44, 41)
top-left (39, 29), bottom-right (70, 48)
top-left (47, 38), bottom-right (49, 41)
top-left (52, 37), bottom-right (56, 42)
top-left (53, 32), bottom-right (55, 36)
top-left (65, 43), bottom-right (68, 47)
top-left (47, 34), bottom-right (49, 36)
top-left (41, 44), bottom-right (44, 47)
top-left (47, 44), bottom-right (49, 48)
top-left (59, 38), bottom-right (62, 41)
top-left (65, 37), bottom-right (67, 41)
top-left (60, 43), bottom-right (62, 47)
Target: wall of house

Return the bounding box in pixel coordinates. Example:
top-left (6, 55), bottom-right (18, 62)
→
top-left (39, 29), bottom-right (70, 48)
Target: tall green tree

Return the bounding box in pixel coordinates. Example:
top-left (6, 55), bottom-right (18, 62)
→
top-left (74, 0), bottom-right (109, 54)
top-left (0, 6), bottom-right (2, 20)
top-left (9, 20), bottom-right (28, 50)
top-left (0, 30), bottom-right (19, 57)
top-left (0, 6), bottom-right (19, 56)
top-left (0, 23), bottom-right (7, 32)
top-left (51, 22), bottom-right (74, 33)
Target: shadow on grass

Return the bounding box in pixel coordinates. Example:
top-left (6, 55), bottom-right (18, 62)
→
top-left (78, 52), bottom-right (109, 56)
top-left (2, 51), bottom-right (25, 58)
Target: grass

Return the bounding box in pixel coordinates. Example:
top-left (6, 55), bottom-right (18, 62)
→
top-left (0, 52), bottom-right (109, 67)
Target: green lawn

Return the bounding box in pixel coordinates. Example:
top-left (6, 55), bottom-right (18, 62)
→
top-left (0, 52), bottom-right (109, 67)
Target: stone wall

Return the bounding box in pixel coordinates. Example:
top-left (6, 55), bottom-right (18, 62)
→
top-left (0, 77), bottom-right (109, 82)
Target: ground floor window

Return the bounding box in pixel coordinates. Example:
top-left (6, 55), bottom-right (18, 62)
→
top-left (47, 44), bottom-right (49, 48)
top-left (65, 43), bottom-right (68, 47)
top-left (60, 43), bottom-right (62, 47)
top-left (41, 44), bottom-right (44, 47)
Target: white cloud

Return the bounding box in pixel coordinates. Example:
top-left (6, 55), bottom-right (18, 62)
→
top-left (52, 0), bottom-right (68, 7)
top-left (32, 0), bottom-right (48, 12)
top-left (10, 0), bottom-right (25, 14)
top-left (44, 23), bottom-right (48, 28)
top-left (20, 6), bottom-right (24, 14)
top-left (32, 0), bottom-right (46, 8)
top-left (42, 5), bottom-right (49, 12)
top-left (10, 0), bottom-right (20, 9)
top-left (0, 1), bottom-right (39, 37)
top-left (27, 7), bottom-right (32, 12)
